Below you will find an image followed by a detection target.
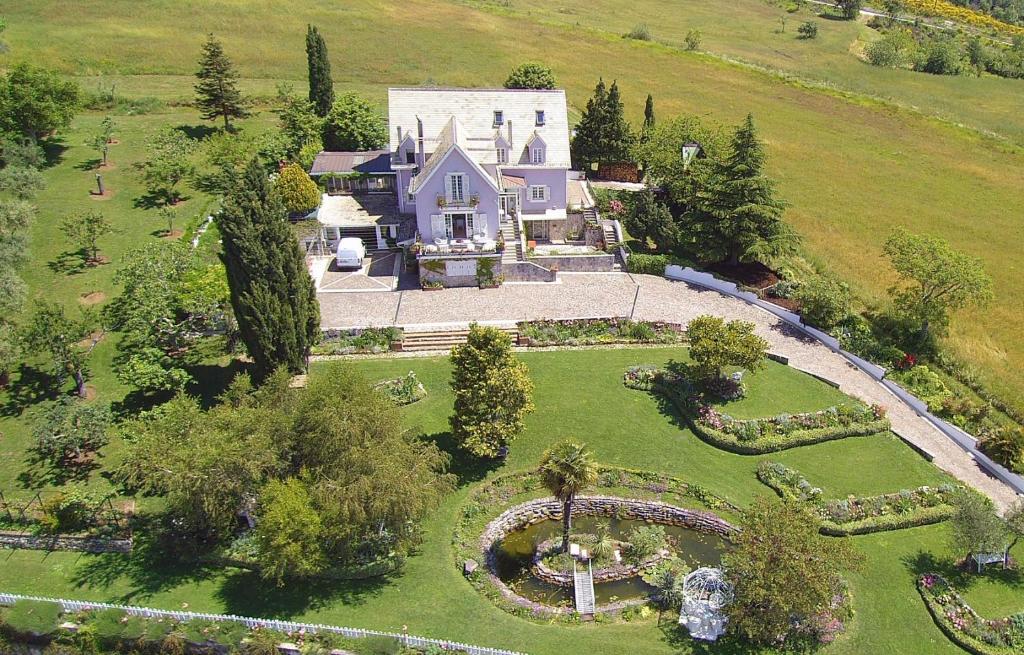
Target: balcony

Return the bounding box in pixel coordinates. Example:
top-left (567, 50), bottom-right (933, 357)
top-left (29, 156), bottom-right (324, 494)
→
top-left (435, 193), bottom-right (480, 210)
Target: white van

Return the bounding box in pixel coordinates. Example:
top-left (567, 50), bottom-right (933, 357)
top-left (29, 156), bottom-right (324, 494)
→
top-left (336, 237), bottom-right (366, 269)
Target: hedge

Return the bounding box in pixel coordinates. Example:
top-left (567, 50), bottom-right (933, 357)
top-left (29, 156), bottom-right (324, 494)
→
top-left (918, 575), bottom-right (1023, 655)
top-left (819, 505), bottom-right (956, 536)
top-left (689, 418), bottom-right (889, 454)
top-left (626, 253), bottom-right (668, 276)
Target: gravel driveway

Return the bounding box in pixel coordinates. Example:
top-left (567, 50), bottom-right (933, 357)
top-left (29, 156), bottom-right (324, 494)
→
top-left (318, 272), bottom-right (1020, 508)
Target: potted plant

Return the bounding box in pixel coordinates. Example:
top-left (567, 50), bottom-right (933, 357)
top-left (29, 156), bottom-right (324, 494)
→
top-left (470, 194), bottom-right (481, 207)
top-left (436, 195), bottom-right (447, 208)
top-left (422, 279), bottom-right (445, 291)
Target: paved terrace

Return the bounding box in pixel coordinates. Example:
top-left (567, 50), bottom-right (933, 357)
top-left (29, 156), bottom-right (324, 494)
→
top-left (318, 272), bottom-right (1021, 509)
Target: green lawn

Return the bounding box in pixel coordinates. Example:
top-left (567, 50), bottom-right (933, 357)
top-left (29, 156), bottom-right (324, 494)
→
top-left (1, 348), bottom-right (1012, 655)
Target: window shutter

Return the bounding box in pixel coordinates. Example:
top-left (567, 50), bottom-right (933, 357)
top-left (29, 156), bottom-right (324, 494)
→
top-left (430, 214), bottom-right (445, 239)
top-left (474, 213), bottom-right (487, 236)
top-left (543, 186), bottom-right (550, 201)
top-left (443, 174), bottom-right (452, 202)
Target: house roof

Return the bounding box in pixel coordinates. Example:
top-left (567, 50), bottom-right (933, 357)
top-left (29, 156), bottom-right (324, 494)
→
top-left (309, 150), bottom-right (393, 176)
top-left (387, 88), bottom-right (571, 170)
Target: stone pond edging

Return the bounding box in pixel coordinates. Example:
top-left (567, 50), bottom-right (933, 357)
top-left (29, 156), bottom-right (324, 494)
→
top-left (531, 537), bottom-right (669, 587)
top-left (477, 496), bottom-right (736, 616)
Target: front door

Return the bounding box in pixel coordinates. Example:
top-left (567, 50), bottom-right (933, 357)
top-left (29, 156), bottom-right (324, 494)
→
top-left (451, 213), bottom-right (469, 239)
top-left (500, 193), bottom-right (518, 217)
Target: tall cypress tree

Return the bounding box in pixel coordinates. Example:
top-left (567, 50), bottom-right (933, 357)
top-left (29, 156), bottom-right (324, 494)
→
top-left (306, 25), bottom-right (334, 118)
top-left (602, 81), bottom-right (635, 162)
top-left (642, 93), bottom-right (655, 142)
top-left (195, 34), bottom-right (250, 131)
top-left (684, 114), bottom-right (794, 265)
top-left (218, 159), bottom-right (319, 381)
top-left (570, 78), bottom-right (608, 168)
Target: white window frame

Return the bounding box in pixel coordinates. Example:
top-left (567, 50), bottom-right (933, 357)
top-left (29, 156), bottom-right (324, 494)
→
top-left (496, 147), bottom-right (508, 164)
top-left (529, 185), bottom-right (548, 202)
top-left (535, 110), bottom-right (545, 126)
top-left (446, 173), bottom-right (466, 203)
top-left (493, 110), bottom-right (504, 126)
top-left (531, 147), bottom-right (544, 164)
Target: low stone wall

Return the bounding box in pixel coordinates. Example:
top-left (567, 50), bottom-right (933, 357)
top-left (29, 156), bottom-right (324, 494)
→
top-left (479, 496), bottom-right (736, 615)
top-left (531, 538), bottom-right (669, 587)
top-left (0, 531), bottom-right (132, 553)
top-left (531, 253), bottom-right (616, 273)
top-left (502, 261), bottom-right (557, 283)
top-left (419, 256), bottom-right (502, 288)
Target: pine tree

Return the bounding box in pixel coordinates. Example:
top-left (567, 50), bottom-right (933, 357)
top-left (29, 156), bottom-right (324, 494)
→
top-left (217, 159), bottom-right (319, 381)
top-left (194, 34), bottom-right (250, 131)
top-left (305, 25), bottom-right (334, 118)
top-left (570, 78), bottom-right (608, 168)
top-left (684, 114), bottom-right (795, 265)
top-left (603, 81), bottom-right (635, 162)
top-left (642, 93), bottom-right (655, 142)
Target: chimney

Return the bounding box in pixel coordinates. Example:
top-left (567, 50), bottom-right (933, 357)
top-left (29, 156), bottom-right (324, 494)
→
top-left (396, 125), bottom-right (402, 148)
top-left (416, 117), bottom-right (426, 169)
top-left (507, 119), bottom-right (513, 153)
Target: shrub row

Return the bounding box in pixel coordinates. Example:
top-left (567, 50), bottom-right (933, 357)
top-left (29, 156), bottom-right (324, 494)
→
top-left (757, 461), bottom-right (957, 534)
top-left (312, 327), bottom-right (402, 356)
top-left (918, 574), bottom-right (1024, 655)
top-left (626, 254), bottom-right (668, 276)
top-left (697, 403), bottom-right (886, 442)
top-left (517, 318), bottom-right (681, 347)
top-left (689, 415), bottom-right (888, 455)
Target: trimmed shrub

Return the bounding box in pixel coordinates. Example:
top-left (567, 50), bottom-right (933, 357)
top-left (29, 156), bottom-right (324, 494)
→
top-left (273, 163), bottom-right (321, 215)
top-left (627, 253), bottom-right (668, 275)
top-left (1, 600), bottom-right (62, 640)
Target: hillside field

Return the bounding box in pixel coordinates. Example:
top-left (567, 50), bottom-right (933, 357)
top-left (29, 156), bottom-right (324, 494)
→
top-left (2, 0), bottom-right (1024, 409)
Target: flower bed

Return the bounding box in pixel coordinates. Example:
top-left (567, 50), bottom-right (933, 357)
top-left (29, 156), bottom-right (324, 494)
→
top-left (518, 319), bottom-right (682, 347)
top-left (758, 462), bottom-right (958, 535)
top-left (918, 574), bottom-right (1024, 654)
top-left (311, 327), bottom-right (402, 355)
top-left (452, 467), bottom-right (737, 624)
top-left (373, 371), bottom-right (427, 406)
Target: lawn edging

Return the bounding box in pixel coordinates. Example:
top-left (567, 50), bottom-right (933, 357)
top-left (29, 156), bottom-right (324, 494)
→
top-left (917, 574), bottom-right (1023, 655)
top-left (688, 416), bottom-right (888, 455)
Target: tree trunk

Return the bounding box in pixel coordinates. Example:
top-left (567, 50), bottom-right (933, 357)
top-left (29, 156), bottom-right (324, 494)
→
top-left (0, 369), bottom-right (9, 389)
top-left (562, 496), bottom-right (573, 553)
top-left (74, 369), bottom-right (87, 398)
top-left (223, 112), bottom-right (231, 131)
top-left (727, 247), bottom-right (741, 266)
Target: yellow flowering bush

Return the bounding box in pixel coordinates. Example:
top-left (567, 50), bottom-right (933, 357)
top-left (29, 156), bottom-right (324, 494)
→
top-left (903, 0), bottom-right (1024, 37)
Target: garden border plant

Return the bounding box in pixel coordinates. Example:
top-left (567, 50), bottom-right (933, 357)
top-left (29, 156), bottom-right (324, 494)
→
top-left (452, 466), bottom-right (738, 624)
top-left (517, 319), bottom-right (683, 347)
top-left (917, 573), bottom-right (1024, 655)
top-left (373, 371), bottom-right (427, 406)
top-left (757, 461), bottom-right (959, 535)
top-left (311, 327), bottom-right (402, 356)
top-left (624, 365), bottom-right (891, 454)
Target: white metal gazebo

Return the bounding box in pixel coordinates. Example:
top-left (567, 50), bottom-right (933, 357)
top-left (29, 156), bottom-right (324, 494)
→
top-left (678, 567), bottom-right (732, 641)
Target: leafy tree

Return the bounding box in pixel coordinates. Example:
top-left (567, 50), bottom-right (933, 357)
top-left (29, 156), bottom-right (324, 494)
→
top-left (0, 135), bottom-right (45, 169)
top-left (684, 29), bottom-right (703, 51)
top-left (449, 324), bottom-right (535, 458)
top-left (883, 227), bottom-right (993, 342)
top-left (865, 28), bottom-right (917, 68)
top-left (919, 36), bottom-right (965, 75)
top-left (60, 209), bottom-right (112, 263)
top-left (140, 127), bottom-right (196, 205)
top-left (23, 300), bottom-right (92, 397)
top-left (274, 163), bottom-right (321, 215)
top-left (194, 34), bottom-right (250, 131)
top-left (724, 497), bottom-right (862, 644)
top-left (0, 164), bottom-right (45, 199)
top-left (538, 441), bottom-right (598, 553)
top-left (632, 114), bottom-right (727, 207)
top-left (503, 62), bottom-right (557, 89)
top-left (275, 84), bottom-right (324, 157)
top-left (85, 116), bottom-right (115, 167)
top-left (0, 199), bottom-right (33, 267)
top-left (641, 94), bottom-right (655, 143)
top-left (116, 347), bottom-right (192, 393)
top-left (836, 0), bottom-right (862, 19)
top-left (796, 276), bottom-right (852, 330)
top-left (949, 490), bottom-right (1009, 563)
top-left (882, 0), bottom-right (906, 23)
top-left (177, 262), bottom-right (232, 330)
top-left (253, 477), bottom-right (326, 584)
top-left (305, 25), bottom-right (335, 117)
top-left (1006, 501), bottom-right (1024, 553)
top-left (966, 36), bottom-right (991, 74)
top-left (323, 93), bottom-right (388, 151)
top-left (0, 199), bottom-right (33, 386)
top-left (570, 78), bottom-right (635, 167)
top-left (0, 62), bottom-right (80, 139)
top-left (195, 128), bottom-right (285, 196)
top-left (686, 315), bottom-right (768, 380)
top-left (0, 321), bottom-right (20, 388)
top-left (979, 426), bottom-right (1023, 472)
top-left (217, 158), bottom-right (319, 381)
top-left (682, 114), bottom-right (795, 265)
top-left (797, 21), bottom-right (819, 39)
top-left (33, 397), bottom-right (111, 466)
top-left (625, 189), bottom-right (678, 252)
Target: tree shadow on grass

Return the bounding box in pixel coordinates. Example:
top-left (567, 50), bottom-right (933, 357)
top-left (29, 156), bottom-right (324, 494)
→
top-left (73, 157), bottom-right (103, 172)
top-left (41, 139), bottom-right (68, 169)
top-left (47, 250), bottom-right (91, 276)
top-left (904, 549), bottom-right (1024, 594)
top-left (17, 450), bottom-right (99, 490)
top-left (0, 364), bottom-right (60, 418)
top-left (174, 124), bottom-right (218, 141)
top-left (216, 570), bottom-right (392, 619)
top-left (422, 430), bottom-right (501, 486)
top-left (658, 620), bottom-right (773, 654)
top-left (133, 190), bottom-right (188, 210)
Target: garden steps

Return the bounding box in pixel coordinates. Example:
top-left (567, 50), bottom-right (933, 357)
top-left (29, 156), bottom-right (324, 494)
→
top-left (400, 327), bottom-right (519, 352)
top-left (500, 219), bottom-right (523, 264)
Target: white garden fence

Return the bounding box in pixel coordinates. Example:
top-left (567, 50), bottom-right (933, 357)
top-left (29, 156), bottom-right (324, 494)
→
top-left (0, 592), bottom-right (526, 655)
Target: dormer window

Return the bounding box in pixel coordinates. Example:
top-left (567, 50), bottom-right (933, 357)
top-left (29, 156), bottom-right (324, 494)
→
top-left (531, 147), bottom-right (544, 164)
top-left (405, 150), bottom-right (416, 164)
top-left (496, 147), bottom-right (508, 164)
top-left (535, 110), bottom-right (545, 126)
top-left (493, 110), bottom-right (504, 126)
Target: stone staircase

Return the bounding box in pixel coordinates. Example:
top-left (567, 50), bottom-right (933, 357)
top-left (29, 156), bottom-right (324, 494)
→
top-left (573, 560), bottom-right (596, 617)
top-left (499, 217), bottom-right (523, 263)
top-left (400, 326), bottom-right (519, 352)
top-left (337, 226), bottom-right (385, 252)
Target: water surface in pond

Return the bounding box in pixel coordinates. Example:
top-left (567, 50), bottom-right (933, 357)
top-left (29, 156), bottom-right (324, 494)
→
top-left (494, 515), bottom-right (725, 606)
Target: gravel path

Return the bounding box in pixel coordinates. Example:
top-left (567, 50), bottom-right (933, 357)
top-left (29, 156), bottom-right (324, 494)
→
top-left (318, 272), bottom-right (1020, 508)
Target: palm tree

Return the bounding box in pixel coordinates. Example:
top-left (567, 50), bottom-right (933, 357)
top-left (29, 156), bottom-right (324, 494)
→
top-left (538, 441), bottom-right (598, 553)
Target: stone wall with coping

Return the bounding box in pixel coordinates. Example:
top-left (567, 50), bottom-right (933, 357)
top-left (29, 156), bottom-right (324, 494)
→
top-left (531, 538), bottom-right (669, 586)
top-left (502, 261), bottom-right (557, 283)
top-left (0, 531), bottom-right (132, 553)
top-left (419, 256), bottom-right (503, 288)
top-left (477, 496), bottom-right (736, 616)
top-left (530, 254), bottom-right (616, 272)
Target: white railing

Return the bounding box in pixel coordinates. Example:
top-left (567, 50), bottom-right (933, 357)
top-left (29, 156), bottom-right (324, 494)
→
top-left (0, 593), bottom-right (526, 655)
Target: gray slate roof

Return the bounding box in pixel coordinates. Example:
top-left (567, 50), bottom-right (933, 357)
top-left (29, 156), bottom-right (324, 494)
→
top-left (309, 150), bottom-right (393, 176)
